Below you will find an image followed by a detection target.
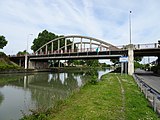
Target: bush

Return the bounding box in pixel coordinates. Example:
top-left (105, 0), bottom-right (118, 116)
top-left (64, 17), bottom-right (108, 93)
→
top-left (0, 52), bottom-right (6, 57)
top-left (89, 75), bottom-right (98, 85)
top-left (151, 65), bottom-right (160, 74)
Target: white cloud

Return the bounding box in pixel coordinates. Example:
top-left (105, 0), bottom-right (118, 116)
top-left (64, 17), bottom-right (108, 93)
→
top-left (0, 0), bottom-right (160, 55)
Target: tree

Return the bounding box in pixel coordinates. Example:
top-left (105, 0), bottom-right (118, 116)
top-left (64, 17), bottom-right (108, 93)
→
top-left (17, 50), bottom-right (28, 55)
top-left (31, 30), bottom-right (73, 52)
top-left (85, 59), bottom-right (99, 67)
top-left (31, 30), bottom-right (59, 52)
top-left (110, 58), bottom-right (119, 64)
top-left (134, 56), bottom-right (142, 62)
top-left (0, 35), bottom-right (8, 49)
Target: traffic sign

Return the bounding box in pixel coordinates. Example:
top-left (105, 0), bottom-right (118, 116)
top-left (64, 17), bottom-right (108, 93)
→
top-left (119, 56), bottom-right (128, 63)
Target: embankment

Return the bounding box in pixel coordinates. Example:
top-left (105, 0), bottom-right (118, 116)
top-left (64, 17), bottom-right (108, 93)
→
top-left (21, 73), bottom-right (159, 120)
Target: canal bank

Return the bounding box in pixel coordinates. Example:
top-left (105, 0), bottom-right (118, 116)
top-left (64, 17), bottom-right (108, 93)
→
top-left (0, 68), bottom-right (110, 120)
top-left (0, 67), bottom-right (106, 74)
top-left (22, 73), bottom-right (159, 120)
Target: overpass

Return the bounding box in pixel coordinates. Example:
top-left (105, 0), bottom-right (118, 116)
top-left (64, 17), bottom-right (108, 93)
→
top-left (9, 35), bottom-right (160, 75)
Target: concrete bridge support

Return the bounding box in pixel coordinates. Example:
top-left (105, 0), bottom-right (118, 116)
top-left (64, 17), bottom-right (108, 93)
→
top-left (28, 60), bottom-right (35, 69)
top-left (19, 59), bottom-right (22, 67)
top-left (25, 54), bottom-right (28, 69)
top-left (128, 44), bottom-right (134, 75)
top-left (28, 60), bottom-right (49, 69)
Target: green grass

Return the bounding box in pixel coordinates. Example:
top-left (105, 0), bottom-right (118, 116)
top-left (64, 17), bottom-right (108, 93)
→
top-left (0, 52), bottom-right (20, 70)
top-left (22, 73), bottom-right (160, 120)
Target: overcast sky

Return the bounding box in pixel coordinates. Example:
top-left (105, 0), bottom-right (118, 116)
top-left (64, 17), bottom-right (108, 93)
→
top-left (0, 0), bottom-right (160, 55)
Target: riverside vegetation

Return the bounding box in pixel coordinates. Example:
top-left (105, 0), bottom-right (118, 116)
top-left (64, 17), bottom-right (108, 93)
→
top-left (0, 52), bottom-right (20, 70)
top-left (21, 73), bottom-right (160, 120)
top-left (0, 52), bottom-right (23, 84)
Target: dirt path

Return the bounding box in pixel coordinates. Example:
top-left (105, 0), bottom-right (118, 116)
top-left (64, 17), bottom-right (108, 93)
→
top-left (116, 74), bottom-right (125, 119)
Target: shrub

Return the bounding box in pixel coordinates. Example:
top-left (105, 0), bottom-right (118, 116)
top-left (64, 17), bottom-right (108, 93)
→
top-left (151, 65), bottom-right (160, 74)
top-left (89, 75), bottom-right (98, 85)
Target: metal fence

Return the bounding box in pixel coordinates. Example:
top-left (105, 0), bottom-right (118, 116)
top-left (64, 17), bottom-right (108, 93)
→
top-left (133, 74), bottom-right (160, 115)
top-left (116, 43), bottom-right (159, 50)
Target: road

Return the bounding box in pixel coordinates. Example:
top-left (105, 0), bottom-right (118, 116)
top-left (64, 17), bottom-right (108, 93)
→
top-left (135, 69), bottom-right (160, 93)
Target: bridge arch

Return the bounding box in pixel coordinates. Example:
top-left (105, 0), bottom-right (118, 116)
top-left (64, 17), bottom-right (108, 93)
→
top-left (35, 35), bottom-right (119, 54)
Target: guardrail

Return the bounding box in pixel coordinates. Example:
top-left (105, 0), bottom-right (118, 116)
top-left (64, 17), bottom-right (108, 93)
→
top-left (133, 74), bottom-right (160, 114)
top-left (117, 43), bottom-right (159, 50)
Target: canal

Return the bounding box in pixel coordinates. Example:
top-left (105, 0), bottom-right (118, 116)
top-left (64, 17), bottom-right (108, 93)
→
top-left (0, 68), bottom-right (111, 120)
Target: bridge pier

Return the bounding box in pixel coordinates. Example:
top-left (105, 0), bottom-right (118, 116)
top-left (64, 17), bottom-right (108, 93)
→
top-left (28, 60), bottom-right (35, 69)
top-left (25, 54), bottom-right (28, 69)
top-left (128, 44), bottom-right (134, 75)
top-left (28, 60), bottom-right (49, 69)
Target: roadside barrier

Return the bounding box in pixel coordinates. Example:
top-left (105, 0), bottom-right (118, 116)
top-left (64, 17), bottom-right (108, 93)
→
top-left (133, 74), bottom-right (160, 115)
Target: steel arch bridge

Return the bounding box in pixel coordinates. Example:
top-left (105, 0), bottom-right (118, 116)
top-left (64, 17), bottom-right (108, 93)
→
top-left (34, 35), bottom-right (120, 55)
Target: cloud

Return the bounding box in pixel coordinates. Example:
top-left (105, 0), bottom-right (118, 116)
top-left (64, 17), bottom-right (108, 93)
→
top-left (0, 0), bottom-right (160, 55)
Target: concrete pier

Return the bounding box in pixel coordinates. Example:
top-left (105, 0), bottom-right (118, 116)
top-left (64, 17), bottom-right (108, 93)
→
top-left (24, 54), bottom-right (28, 69)
top-left (128, 44), bottom-right (134, 75)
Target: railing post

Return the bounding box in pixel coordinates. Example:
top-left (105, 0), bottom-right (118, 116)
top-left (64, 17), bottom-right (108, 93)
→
top-left (140, 82), bottom-right (143, 92)
top-left (90, 39), bottom-right (92, 52)
top-left (45, 45), bottom-right (48, 54)
top-left (40, 49), bottom-right (42, 55)
top-left (58, 39), bottom-right (60, 53)
top-left (65, 38), bottom-right (67, 52)
top-left (100, 43), bottom-right (102, 51)
top-left (72, 37), bottom-right (74, 52)
top-left (145, 87), bottom-right (148, 99)
top-left (153, 94), bottom-right (157, 112)
top-left (81, 38), bottom-right (82, 52)
top-left (51, 42), bottom-right (53, 53)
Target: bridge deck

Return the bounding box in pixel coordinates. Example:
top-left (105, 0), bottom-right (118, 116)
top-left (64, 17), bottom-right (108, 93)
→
top-left (9, 48), bottom-right (160, 61)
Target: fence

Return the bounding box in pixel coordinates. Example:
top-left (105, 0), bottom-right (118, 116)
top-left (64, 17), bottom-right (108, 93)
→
top-left (116, 43), bottom-right (159, 50)
top-left (133, 74), bottom-right (160, 115)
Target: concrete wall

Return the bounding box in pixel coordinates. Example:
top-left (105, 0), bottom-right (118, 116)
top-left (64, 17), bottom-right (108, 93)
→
top-left (28, 60), bottom-right (49, 69)
top-left (128, 44), bottom-right (134, 75)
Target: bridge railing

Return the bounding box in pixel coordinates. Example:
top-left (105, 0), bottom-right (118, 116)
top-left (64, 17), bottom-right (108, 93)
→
top-left (33, 47), bottom-right (109, 56)
top-left (133, 74), bottom-right (160, 114)
top-left (116, 43), bottom-right (158, 50)
top-left (134, 43), bottom-right (158, 49)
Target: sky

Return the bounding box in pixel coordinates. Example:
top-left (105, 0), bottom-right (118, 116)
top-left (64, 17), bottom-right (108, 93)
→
top-left (0, 0), bottom-right (160, 56)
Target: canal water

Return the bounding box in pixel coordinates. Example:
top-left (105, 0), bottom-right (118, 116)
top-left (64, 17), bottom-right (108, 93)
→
top-left (0, 68), bottom-right (110, 120)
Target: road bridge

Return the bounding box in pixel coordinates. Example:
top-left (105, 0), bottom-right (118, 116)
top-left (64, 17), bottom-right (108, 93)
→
top-left (9, 35), bottom-right (160, 75)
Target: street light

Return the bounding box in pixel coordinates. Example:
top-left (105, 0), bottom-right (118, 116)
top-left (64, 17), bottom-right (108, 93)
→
top-left (26, 34), bottom-right (33, 53)
top-left (25, 34), bottom-right (33, 69)
top-left (129, 11), bottom-right (132, 44)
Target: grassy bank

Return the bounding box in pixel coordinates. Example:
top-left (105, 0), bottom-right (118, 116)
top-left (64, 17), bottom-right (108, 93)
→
top-left (22, 73), bottom-right (159, 120)
top-left (0, 52), bottom-right (20, 70)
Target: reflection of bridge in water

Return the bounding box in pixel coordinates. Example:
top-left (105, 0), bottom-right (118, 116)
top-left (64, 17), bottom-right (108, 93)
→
top-left (9, 35), bottom-right (160, 75)
top-left (14, 71), bottom-right (96, 108)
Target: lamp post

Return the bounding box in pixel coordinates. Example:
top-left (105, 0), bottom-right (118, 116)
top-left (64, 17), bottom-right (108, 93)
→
top-left (25, 34), bottom-right (33, 69)
top-left (128, 11), bottom-right (134, 75)
top-left (26, 34), bottom-right (33, 53)
top-left (129, 11), bottom-right (132, 44)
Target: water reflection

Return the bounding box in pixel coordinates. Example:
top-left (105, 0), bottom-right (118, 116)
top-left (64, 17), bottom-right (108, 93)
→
top-left (0, 92), bottom-right (4, 106)
top-left (0, 68), bottom-right (110, 120)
